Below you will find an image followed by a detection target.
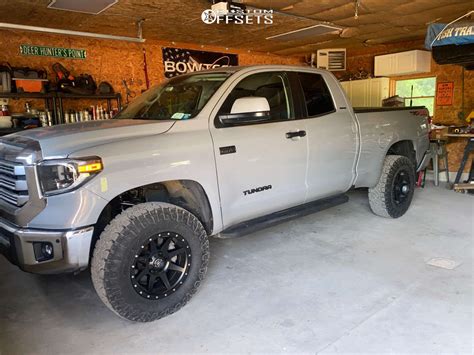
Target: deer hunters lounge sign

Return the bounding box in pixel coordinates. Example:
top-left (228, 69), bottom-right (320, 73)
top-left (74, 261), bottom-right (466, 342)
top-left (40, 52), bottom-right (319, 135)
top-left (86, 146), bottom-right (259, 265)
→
top-left (19, 44), bottom-right (87, 59)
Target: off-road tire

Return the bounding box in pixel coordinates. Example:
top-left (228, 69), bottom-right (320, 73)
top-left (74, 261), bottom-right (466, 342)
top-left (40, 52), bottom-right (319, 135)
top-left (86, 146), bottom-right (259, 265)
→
top-left (91, 202), bottom-right (209, 322)
top-left (368, 155), bottom-right (415, 218)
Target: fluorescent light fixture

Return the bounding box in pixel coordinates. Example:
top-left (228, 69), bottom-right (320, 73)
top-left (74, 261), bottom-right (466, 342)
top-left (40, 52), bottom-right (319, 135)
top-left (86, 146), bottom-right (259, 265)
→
top-left (48, 0), bottom-right (118, 15)
top-left (266, 24), bottom-right (342, 41)
top-left (0, 22), bottom-right (145, 43)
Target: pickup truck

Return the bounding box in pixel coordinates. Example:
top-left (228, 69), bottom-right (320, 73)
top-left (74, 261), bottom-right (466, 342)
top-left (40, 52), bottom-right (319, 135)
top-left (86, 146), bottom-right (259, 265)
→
top-left (0, 65), bottom-right (430, 322)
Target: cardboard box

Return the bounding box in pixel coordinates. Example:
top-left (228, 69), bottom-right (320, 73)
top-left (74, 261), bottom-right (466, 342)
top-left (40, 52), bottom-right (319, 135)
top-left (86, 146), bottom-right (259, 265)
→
top-left (430, 127), bottom-right (448, 140)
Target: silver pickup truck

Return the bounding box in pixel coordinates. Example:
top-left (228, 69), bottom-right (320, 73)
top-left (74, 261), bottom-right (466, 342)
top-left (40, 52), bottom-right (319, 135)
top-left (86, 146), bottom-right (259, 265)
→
top-left (0, 65), bottom-right (430, 322)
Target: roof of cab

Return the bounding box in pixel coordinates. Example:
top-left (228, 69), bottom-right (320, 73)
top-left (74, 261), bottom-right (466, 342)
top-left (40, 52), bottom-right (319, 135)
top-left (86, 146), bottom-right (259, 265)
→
top-left (204, 64), bottom-right (323, 72)
top-left (178, 64), bottom-right (327, 77)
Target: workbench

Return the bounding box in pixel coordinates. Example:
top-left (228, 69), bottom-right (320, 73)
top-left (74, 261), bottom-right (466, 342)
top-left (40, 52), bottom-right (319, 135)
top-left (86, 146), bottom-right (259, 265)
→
top-left (446, 133), bottom-right (474, 187)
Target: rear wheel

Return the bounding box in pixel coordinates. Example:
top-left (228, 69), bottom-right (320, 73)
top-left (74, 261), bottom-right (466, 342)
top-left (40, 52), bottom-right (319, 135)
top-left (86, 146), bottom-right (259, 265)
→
top-left (91, 202), bottom-right (209, 322)
top-left (368, 155), bottom-right (415, 218)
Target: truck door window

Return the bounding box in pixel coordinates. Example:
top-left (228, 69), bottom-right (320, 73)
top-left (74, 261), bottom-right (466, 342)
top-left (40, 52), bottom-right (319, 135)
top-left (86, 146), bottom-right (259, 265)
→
top-left (297, 73), bottom-right (335, 117)
top-left (218, 72), bottom-right (294, 124)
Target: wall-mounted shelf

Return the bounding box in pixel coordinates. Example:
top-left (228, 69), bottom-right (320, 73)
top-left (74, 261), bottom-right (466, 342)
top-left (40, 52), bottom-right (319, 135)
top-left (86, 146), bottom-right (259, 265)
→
top-left (0, 92), bottom-right (122, 125)
top-left (0, 92), bottom-right (58, 124)
top-left (0, 92), bottom-right (54, 99)
top-left (55, 93), bottom-right (122, 123)
top-left (55, 93), bottom-right (121, 100)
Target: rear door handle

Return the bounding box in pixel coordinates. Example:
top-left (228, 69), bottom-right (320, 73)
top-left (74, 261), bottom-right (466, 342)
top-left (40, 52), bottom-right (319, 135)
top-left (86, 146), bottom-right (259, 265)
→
top-left (286, 130), bottom-right (307, 139)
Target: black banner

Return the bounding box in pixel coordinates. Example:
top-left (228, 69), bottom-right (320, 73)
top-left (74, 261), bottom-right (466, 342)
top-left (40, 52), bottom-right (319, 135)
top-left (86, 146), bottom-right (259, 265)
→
top-left (162, 47), bottom-right (238, 78)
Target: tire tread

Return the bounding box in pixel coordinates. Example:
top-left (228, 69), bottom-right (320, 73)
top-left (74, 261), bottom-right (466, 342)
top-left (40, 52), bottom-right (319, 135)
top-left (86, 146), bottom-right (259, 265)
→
top-left (91, 202), bottom-right (209, 322)
top-left (368, 155), bottom-right (415, 218)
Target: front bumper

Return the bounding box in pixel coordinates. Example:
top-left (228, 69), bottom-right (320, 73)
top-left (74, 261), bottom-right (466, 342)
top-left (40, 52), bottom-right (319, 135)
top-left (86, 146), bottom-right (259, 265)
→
top-left (0, 218), bottom-right (93, 274)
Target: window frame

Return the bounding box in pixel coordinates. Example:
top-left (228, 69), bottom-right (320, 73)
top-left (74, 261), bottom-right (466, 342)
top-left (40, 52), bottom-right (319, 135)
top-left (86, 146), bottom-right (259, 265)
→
top-left (292, 71), bottom-right (337, 119)
top-left (394, 76), bottom-right (437, 116)
top-left (214, 70), bottom-right (304, 129)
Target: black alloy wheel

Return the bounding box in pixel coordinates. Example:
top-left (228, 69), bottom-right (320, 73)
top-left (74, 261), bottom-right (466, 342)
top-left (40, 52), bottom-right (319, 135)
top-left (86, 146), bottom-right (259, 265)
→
top-left (131, 232), bottom-right (191, 300)
top-left (392, 169), bottom-right (412, 205)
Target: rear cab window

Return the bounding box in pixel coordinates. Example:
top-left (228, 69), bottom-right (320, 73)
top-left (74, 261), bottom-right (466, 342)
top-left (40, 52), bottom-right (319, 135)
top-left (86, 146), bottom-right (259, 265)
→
top-left (297, 72), bottom-right (335, 117)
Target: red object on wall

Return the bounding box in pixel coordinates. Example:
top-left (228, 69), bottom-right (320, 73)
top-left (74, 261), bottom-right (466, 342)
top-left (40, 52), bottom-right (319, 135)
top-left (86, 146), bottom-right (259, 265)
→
top-left (436, 82), bottom-right (454, 106)
top-left (12, 78), bottom-right (47, 93)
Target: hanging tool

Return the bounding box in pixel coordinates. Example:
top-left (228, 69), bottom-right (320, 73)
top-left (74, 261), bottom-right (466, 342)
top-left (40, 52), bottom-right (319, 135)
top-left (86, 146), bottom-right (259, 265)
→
top-left (143, 48), bottom-right (150, 90)
top-left (122, 79), bottom-right (136, 105)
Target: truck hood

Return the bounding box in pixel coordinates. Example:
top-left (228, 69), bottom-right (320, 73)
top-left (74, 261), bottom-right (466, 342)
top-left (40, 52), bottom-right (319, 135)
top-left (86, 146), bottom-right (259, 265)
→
top-left (11, 119), bottom-right (175, 158)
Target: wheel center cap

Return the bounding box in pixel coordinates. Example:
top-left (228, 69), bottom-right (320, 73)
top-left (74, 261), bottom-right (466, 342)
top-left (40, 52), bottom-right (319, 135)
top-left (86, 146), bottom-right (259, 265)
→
top-left (401, 185), bottom-right (409, 194)
top-left (150, 256), bottom-right (164, 269)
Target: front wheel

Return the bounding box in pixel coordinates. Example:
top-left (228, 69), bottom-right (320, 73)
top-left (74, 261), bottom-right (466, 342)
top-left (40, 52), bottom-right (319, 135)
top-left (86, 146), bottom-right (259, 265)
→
top-left (368, 155), bottom-right (415, 218)
top-left (91, 202), bottom-right (209, 322)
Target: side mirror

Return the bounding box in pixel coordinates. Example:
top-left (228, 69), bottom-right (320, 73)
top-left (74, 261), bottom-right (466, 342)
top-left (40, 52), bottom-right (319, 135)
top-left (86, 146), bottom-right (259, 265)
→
top-left (218, 97), bottom-right (270, 125)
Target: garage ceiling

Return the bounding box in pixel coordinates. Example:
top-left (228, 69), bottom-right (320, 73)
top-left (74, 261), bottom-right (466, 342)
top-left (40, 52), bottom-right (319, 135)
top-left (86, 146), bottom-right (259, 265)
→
top-left (0, 0), bottom-right (472, 55)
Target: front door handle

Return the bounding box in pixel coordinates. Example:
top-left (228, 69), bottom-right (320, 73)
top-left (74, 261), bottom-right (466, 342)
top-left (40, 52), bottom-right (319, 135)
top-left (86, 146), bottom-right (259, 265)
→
top-left (286, 130), bottom-right (307, 139)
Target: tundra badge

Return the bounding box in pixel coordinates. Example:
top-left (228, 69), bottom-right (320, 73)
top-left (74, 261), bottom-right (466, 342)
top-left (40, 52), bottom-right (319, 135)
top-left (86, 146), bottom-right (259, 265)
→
top-left (243, 185), bottom-right (272, 196)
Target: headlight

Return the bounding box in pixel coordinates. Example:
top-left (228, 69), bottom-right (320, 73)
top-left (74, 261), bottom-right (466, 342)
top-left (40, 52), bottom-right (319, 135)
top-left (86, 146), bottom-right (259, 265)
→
top-left (37, 157), bottom-right (103, 196)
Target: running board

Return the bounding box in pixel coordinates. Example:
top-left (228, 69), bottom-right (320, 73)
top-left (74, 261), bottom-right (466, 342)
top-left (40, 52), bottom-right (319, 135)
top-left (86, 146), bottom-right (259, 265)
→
top-left (218, 194), bottom-right (349, 239)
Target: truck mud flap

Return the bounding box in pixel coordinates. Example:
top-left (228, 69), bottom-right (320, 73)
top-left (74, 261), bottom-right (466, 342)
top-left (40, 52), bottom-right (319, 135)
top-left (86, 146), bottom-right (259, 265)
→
top-left (218, 194), bottom-right (349, 239)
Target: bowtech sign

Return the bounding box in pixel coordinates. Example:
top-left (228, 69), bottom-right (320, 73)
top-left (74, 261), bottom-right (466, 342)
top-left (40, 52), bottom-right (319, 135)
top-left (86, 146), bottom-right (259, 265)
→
top-left (162, 47), bottom-right (238, 78)
top-left (201, 8), bottom-right (273, 25)
top-left (19, 44), bottom-right (87, 59)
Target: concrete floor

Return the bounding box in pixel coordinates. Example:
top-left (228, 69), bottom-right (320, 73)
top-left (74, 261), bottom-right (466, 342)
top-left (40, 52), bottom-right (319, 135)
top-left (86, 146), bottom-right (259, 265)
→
top-left (0, 185), bottom-right (472, 354)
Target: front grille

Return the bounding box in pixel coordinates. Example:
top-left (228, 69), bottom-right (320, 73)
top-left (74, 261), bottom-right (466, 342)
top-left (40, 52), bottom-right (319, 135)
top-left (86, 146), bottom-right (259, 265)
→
top-left (0, 159), bottom-right (29, 207)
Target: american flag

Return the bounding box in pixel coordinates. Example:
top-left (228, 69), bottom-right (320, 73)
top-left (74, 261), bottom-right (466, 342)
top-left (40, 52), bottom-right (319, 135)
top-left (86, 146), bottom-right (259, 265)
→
top-left (162, 47), bottom-right (191, 78)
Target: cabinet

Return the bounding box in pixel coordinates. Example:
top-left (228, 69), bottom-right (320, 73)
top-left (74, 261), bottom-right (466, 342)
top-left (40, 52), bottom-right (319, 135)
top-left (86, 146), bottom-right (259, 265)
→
top-left (340, 77), bottom-right (390, 107)
top-left (374, 50), bottom-right (431, 76)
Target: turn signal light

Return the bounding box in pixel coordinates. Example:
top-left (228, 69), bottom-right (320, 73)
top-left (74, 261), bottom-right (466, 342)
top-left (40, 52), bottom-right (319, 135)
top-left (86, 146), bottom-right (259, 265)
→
top-left (78, 161), bottom-right (103, 173)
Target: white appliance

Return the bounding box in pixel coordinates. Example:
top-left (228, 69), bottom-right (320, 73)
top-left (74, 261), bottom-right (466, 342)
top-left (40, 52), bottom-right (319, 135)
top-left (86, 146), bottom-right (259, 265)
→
top-left (317, 49), bottom-right (346, 71)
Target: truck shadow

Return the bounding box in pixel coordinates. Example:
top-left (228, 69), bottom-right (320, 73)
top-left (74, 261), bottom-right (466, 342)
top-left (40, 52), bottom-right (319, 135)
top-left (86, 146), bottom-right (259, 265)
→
top-left (33, 269), bottom-right (121, 323)
top-left (3, 188), bottom-right (418, 327)
top-left (27, 238), bottom-right (226, 325)
top-left (28, 190), bottom-right (373, 325)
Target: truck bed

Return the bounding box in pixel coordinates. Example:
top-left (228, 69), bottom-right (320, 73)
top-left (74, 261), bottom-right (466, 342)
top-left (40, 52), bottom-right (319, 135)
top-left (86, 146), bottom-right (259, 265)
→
top-left (353, 106), bottom-right (430, 188)
top-left (353, 106), bottom-right (426, 113)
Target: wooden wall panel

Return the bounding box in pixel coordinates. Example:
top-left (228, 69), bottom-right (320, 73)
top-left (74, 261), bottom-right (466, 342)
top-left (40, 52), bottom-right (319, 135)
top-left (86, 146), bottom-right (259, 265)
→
top-left (2, 0), bottom-right (473, 55)
top-left (0, 29), bottom-right (304, 112)
top-left (0, 29), bottom-right (471, 174)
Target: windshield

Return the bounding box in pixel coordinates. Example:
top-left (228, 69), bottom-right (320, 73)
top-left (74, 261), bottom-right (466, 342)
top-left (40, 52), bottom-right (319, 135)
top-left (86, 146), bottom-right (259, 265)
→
top-left (115, 72), bottom-right (231, 120)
